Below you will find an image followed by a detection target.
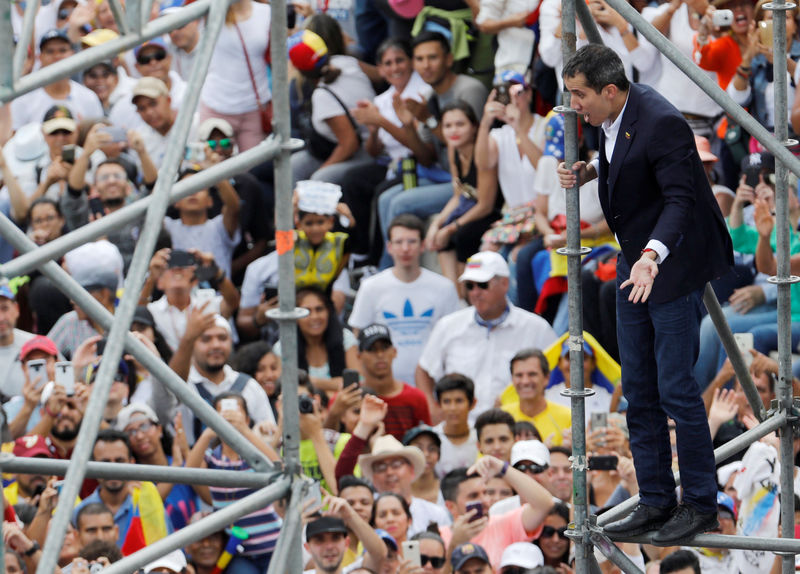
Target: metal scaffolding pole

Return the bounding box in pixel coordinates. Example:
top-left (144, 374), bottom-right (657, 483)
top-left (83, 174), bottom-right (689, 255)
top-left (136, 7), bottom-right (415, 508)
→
top-left (266, 480), bottom-right (310, 574)
top-left (103, 476), bottom-right (292, 574)
top-left (11, 0), bottom-right (40, 83)
top-left (608, 531), bottom-right (800, 553)
top-left (0, 452), bottom-right (281, 487)
top-left (107, 0), bottom-right (131, 36)
top-left (30, 1), bottom-right (233, 569)
top-left (767, 0), bottom-right (798, 570)
top-left (703, 284), bottom-right (766, 420)
top-left (574, 0), bottom-right (603, 46)
top-left (0, 0), bottom-right (13, 91)
top-left (0, 137), bottom-right (298, 278)
top-left (589, 531), bottom-right (643, 574)
top-left (598, 412), bottom-right (787, 525)
top-left (558, 0), bottom-right (595, 573)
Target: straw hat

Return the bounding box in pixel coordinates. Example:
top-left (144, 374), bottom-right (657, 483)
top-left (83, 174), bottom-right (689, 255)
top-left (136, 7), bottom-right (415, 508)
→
top-left (357, 435), bottom-right (426, 482)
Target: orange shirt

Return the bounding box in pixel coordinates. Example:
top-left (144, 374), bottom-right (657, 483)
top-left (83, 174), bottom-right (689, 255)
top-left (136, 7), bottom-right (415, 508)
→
top-left (694, 33), bottom-right (742, 89)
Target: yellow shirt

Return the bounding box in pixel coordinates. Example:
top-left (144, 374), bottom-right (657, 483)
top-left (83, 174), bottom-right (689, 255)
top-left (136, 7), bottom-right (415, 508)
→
top-left (502, 401), bottom-right (572, 446)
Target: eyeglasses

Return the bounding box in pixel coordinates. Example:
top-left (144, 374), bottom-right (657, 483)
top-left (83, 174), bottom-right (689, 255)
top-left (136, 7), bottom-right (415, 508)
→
top-left (514, 462), bottom-right (548, 474)
top-left (540, 525), bottom-right (568, 539)
top-left (97, 172), bottom-right (126, 183)
top-left (137, 50), bottom-right (167, 65)
top-left (464, 281), bottom-right (490, 291)
top-left (372, 458), bottom-right (408, 474)
top-left (421, 555), bottom-right (446, 568)
top-left (32, 214), bottom-right (57, 226)
top-left (207, 138), bottom-right (233, 150)
top-left (48, 129), bottom-right (72, 136)
top-left (125, 421), bottom-right (154, 437)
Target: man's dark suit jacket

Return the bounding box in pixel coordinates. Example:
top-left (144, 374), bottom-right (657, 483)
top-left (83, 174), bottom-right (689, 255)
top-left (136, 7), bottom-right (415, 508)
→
top-left (597, 83), bottom-right (734, 303)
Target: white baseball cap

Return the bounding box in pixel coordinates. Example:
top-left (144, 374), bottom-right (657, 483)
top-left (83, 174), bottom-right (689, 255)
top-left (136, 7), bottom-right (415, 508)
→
top-left (510, 439), bottom-right (550, 467)
top-left (499, 542), bottom-right (544, 569)
top-left (459, 251), bottom-right (510, 283)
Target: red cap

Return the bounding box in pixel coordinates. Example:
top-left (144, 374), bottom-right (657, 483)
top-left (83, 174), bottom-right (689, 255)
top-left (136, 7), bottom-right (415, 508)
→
top-left (20, 336), bottom-right (58, 360)
top-left (13, 435), bottom-right (52, 458)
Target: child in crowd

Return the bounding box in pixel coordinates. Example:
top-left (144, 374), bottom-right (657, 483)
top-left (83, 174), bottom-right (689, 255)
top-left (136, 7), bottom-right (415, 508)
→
top-left (432, 374), bottom-right (479, 477)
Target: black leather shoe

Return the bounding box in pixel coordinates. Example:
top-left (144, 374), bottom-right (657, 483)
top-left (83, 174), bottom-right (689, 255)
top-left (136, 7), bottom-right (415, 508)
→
top-left (651, 504), bottom-right (719, 545)
top-left (603, 503), bottom-right (676, 537)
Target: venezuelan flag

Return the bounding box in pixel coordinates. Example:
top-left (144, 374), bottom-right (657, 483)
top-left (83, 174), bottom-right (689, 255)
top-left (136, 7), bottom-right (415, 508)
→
top-left (121, 482), bottom-right (169, 555)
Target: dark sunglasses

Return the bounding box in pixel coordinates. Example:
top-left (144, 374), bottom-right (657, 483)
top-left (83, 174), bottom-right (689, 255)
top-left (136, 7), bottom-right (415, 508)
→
top-left (464, 280), bottom-right (490, 291)
top-left (514, 462), bottom-right (547, 474)
top-left (137, 50), bottom-right (167, 65)
top-left (86, 69), bottom-right (112, 80)
top-left (58, 7), bottom-right (73, 19)
top-left (540, 525), bottom-right (568, 539)
top-left (207, 138), bottom-right (233, 150)
top-left (49, 129), bottom-right (72, 136)
top-left (420, 555), bottom-right (446, 568)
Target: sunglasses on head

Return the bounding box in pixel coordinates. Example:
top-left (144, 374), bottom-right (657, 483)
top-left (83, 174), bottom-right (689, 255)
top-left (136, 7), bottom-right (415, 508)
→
top-left (137, 50), bottom-right (167, 65)
top-left (540, 525), bottom-right (568, 539)
top-left (207, 138), bottom-right (233, 150)
top-left (420, 555), bottom-right (446, 568)
top-left (464, 280), bottom-right (490, 291)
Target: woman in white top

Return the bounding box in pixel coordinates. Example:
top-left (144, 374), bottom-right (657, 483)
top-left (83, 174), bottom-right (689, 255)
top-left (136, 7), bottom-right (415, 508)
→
top-left (199, 0), bottom-right (271, 151)
top-left (289, 15), bottom-right (376, 187)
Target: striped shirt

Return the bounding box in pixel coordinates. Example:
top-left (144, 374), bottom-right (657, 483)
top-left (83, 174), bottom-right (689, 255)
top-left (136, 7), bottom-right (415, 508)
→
top-left (205, 446), bottom-right (282, 557)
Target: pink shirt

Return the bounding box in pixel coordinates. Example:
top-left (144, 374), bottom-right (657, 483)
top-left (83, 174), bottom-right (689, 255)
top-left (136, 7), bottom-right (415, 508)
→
top-left (439, 506), bottom-right (543, 572)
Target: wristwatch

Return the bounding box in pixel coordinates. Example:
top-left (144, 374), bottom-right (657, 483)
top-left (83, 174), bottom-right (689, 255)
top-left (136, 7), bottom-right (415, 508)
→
top-left (425, 116), bottom-right (439, 130)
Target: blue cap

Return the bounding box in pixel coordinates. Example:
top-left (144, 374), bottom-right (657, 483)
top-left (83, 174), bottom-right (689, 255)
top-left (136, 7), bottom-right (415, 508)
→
top-left (374, 529), bottom-right (398, 551)
top-left (493, 70), bottom-right (528, 88)
top-left (451, 543), bottom-right (491, 572)
top-left (717, 491), bottom-right (736, 518)
top-left (0, 282), bottom-right (15, 301)
top-left (134, 37), bottom-right (168, 57)
top-left (561, 340), bottom-right (593, 357)
top-left (39, 28), bottom-right (71, 50)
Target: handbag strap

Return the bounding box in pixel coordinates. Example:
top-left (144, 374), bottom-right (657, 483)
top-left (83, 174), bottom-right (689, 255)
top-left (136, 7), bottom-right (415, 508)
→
top-left (232, 20), bottom-right (266, 114)
top-left (317, 85), bottom-right (362, 144)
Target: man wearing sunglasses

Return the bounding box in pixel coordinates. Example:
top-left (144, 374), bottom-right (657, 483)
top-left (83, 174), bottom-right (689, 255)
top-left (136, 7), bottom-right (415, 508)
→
top-left (109, 38), bottom-right (187, 133)
top-left (417, 251), bottom-right (557, 423)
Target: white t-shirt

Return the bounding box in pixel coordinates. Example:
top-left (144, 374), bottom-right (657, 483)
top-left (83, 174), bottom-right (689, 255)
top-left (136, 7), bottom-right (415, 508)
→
top-left (476, 0), bottom-right (538, 73)
top-left (11, 82), bottom-right (104, 131)
top-left (0, 329), bottom-right (37, 399)
top-left (108, 71), bottom-right (188, 131)
top-left (348, 268), bottom-right (459, 386)
top-left (374, 72), bottom-right (429, 163)
top-left (312, 55), bottom-right (375, 142)
top-left (163, 214), bottom-right (241, 279)
top-left (147, 294), bottom-right (223, 351)
top-left (200, 2), bottom-right (271, 114)
top-left (433, 422), bottom-right (479, 478)
top-left (409, 496), bottom-right (452, 536)
top-left (418, 304), bottom-right (557, 421)
top-left (545, 382), bottom-right (612, 419)
top-left (653, 3), bottom-right (722, 117)
top-left (491, 120), bottom-right (547, 208)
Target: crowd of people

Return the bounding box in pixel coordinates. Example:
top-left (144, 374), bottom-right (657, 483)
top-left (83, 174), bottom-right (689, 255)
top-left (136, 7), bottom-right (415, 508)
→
top-left (0, 0), bottom-right (798, 571)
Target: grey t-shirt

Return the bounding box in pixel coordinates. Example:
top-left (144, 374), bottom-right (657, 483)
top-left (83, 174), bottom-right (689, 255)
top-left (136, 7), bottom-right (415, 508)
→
top-left (419, 74), bottom-right (489, 171)
top-left (0, 329), bottom-right (37, 400)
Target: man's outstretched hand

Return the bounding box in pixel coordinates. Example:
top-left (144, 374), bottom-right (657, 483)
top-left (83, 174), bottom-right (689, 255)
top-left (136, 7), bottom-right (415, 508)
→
top-left (620, 256), bottom-right (658, 303)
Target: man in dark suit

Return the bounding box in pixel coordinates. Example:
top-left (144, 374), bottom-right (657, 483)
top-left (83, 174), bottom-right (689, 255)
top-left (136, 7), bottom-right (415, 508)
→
top-left (557, 44), bottom-right (734, 544)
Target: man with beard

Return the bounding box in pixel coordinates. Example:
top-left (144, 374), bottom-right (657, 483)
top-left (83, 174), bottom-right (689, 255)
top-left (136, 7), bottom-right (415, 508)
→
top-left (72, 429), bottom-right (172, 547)
top-left (163, 311), bottom-right (273, 444)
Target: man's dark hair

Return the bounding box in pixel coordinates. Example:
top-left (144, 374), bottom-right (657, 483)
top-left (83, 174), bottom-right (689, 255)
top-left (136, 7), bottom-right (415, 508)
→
top-left (514, 421), bottom-right (541, 440)
top-left (338, 475), bottom-right (375, 494)
top-left (549, 445), bottom-right (571, 458)
top-left (79, 539), bottom-right (123, 563)
top-left (474, 409), bottom-right (516, 441)
top-left (95, 158), bottom-right (128, 175)
top-left (434, 373), bottom-right (475, 404)
top-left (93, 429), bottom-right (131, 459)
top-left (660, 549), bottom-right (701, 574)
top-left (441, 468), bottom-right (477, 502)
top-left (562, 44), bottom-right (630, 93)
top-left (28, 197), bottom-right (63, 219)
top-left (387, 214), bottom-right (425, 243)
top-left (509, 348), bottom-right (550, 378)
top-left (411, 31), bottom-right (450, 55)
top-left (75, 502), bottom-right (114, 530)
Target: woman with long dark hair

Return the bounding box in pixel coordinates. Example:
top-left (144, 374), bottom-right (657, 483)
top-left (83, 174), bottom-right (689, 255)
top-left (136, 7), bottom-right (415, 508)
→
top-left (273, 286), bottom-right (359, 392)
